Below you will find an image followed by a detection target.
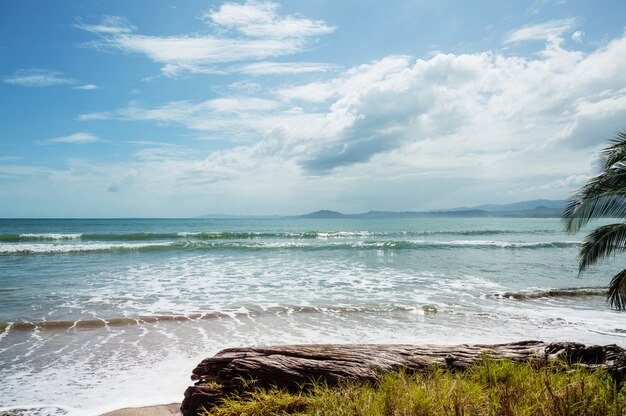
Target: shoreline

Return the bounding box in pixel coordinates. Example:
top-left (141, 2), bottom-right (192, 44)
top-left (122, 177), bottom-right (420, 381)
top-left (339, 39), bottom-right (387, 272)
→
top-left (100, 403), bottom-right (181, 416)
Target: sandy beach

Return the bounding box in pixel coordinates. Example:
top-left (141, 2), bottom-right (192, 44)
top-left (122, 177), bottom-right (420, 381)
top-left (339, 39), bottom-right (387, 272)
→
top-left (100, 404), bottom-right (181, 416)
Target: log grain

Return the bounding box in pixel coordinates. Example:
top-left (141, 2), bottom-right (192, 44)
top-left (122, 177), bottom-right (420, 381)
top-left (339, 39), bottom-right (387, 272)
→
top-left (181, 341), bottom-right (626, 416)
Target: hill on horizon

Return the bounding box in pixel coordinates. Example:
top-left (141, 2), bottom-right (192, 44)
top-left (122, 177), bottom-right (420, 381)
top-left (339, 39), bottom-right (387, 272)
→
top-left (297, 199), bottom-right (567, 219)
top-left (451, 199), bottom-right (566, 212)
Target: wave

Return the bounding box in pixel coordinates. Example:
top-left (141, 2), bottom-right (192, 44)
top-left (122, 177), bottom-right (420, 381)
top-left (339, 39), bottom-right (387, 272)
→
top-left (0, 239), bottom-right (580, 255)
top-left (0, 305), bottom-right (434, 333)
top-left (0, 229), bottom-right (556, 243)
top-left (488, 287), bottom-right (607, 300)
top-left (0, 233), bottom-right (83, 242)
top-left (0, 242), bottom-right (172, 254)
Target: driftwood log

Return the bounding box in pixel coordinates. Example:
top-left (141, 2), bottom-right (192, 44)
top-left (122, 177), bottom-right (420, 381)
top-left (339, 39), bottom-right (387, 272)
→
top-left (181, 341), bottom-right (626, 416)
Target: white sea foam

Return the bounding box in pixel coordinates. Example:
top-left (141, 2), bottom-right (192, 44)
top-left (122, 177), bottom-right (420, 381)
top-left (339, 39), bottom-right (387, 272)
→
top-left (1, 303), bottom-right (622, 414)
top-left (1, 217), bottom-right (622, 414)
top-left (0, 242), bottom-right (171, 254)
top-left (409, 239), bottom-right (580, 248)
top-left (0, 404), bottom-right (76, 416)
top-left (0, 238), bottom-right (581, 254)
top-left (19, 233), bottom-right (82, 240)
top-left (176, 232), bottom-right (196, 237)
top-left (316, 231), bottom-right (371, 238)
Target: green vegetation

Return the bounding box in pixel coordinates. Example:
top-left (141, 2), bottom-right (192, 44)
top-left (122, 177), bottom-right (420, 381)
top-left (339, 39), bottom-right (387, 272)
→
top-left (199, 359), bottom-right (625, 416)
top-left (563, 129), bottom-right (626, 310)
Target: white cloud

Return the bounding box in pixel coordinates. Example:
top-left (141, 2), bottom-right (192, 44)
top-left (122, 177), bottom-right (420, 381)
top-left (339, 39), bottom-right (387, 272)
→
top-left (520, 174), bottom-right (592, 193)
top-left (526, 0), bottom-right (549, 15)
top-left (80, 34), bottom-right (626, 176)
top-left (3, 69), bottom-right (74, 87)
top-left (40, 133), bottom-right (103, 145)
top-left (67, 30), bottom-right (626, 213)
top-left (80, 97), bottom-right (324, 142)
top-left (226, 80), bottom-right (261, 92)
top-left (116, 34), bottom-right (302, 66)
top-left (76, 15), bottom-right (136, 34)
top-left (239, 61), bottom-right (339, 75)
top-left (504, 17), bottom-right (578, 44)
top-left (0, 164), bottom-right (52, 179)
top-left (204, 1), bottom-right (335, 39)
top-left (79, 2), bottom-right (335, 77)
top-left (276, 55), bottom-right (412, 103)
top-left (276, 82), bottom-right (336, 103)
top-left (571, 30), bottom-right (584, 43)
top-left (74, 84), bottom-right (98, 90)
top-left (129, 141), bottom-right (193, 161)
top-left (78, 112), bottom-right (110, 121)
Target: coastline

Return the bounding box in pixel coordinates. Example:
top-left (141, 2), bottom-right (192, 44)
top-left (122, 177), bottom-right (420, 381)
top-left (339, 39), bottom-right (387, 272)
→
top-left (100, 403), bottom-right (181, 416)
top-left (3, 217), bottom-right (626, 412)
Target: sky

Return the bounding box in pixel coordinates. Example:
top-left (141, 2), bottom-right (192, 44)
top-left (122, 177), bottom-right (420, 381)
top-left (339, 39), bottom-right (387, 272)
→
top-left (1, 1), bottom-right (626, 217)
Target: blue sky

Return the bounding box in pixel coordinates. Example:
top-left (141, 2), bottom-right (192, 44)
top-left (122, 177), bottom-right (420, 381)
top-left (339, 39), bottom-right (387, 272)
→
top-left (1, 0), bottom-right (626, 217)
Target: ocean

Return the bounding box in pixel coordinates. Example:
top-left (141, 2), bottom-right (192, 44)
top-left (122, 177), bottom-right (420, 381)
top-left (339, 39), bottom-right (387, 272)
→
top-left (0, 217), bottom-right (625, 415)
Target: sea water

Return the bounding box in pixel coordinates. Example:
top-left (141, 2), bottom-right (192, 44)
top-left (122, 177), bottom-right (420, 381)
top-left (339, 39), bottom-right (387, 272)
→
top-left (0, 217), bottom-right (625, 415)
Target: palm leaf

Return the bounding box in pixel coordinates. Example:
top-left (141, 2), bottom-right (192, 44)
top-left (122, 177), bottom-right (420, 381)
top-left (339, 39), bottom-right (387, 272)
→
top-left (602, 131), bottom-right (626, 169)
top-left (607, 269), bottom-right (626, 310)
top-left (579, 223), bottom-right (626, 272)
top-left (566, 129), bottom-right (626, 311)
top-left (564, 194), bottom-right (626, 231)
top-left (563, 194), bottom-right (626, 233)
top-left (563, 163), bottom-right (626, 233)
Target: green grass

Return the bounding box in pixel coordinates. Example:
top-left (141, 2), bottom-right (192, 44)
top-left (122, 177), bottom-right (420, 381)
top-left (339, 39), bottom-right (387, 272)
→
top-left (199, 359), bottom-right (626, 416)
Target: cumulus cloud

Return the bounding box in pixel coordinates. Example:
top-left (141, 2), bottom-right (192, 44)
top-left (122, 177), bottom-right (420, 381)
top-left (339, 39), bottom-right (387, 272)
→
top-left (3, 69), bottom-right (74, 87)
top-left (69, 29), bottom-right (626, 212)
top-left (80, 33), bottom-right (626, 176)
top-left (79, 2), bottom-right (335, 77)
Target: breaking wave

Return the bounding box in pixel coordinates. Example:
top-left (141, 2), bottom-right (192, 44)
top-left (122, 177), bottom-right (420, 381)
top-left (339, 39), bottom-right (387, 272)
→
top-left (0, 305), bottom-right (436, 333)
top-left (0, 239), bottom-right (580, 255)
top-left (489, 287), bottom-right (607, 300)
top-left (0, 229), bottom-right (554, 243)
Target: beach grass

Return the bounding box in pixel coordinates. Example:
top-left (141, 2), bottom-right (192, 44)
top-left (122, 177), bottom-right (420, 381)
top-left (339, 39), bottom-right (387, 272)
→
top-left (199, 358), bottom-right (625, 416)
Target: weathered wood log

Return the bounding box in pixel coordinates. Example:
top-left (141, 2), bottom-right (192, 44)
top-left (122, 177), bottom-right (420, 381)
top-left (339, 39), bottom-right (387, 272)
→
top-left (181, 341), bottom-right (626, 416)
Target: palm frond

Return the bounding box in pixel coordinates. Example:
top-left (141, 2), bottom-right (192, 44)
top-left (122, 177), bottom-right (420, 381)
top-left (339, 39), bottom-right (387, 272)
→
top-left (602, 130), bottom-right (626, 169)
top-left (563, 194), bottom-right (626, 234)
top-left (579, 223), bottom-right (626, 272)
top-left (562, 163), bottom-right (626, 233)
top-left (607, 269), bottom-right (626, 310)
top-left (567, 129), bottom-right (626, 311)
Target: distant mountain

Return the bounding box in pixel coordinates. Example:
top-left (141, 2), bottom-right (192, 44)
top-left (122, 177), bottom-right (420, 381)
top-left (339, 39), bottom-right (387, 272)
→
top-left (296, 200), bottom-right (567, 219)
top-left (201, 200), bottom-right (567, 219)
top-left (468, 199), bottom-right (566, 212)
top-left (299, 210), bottom-right (347, 219)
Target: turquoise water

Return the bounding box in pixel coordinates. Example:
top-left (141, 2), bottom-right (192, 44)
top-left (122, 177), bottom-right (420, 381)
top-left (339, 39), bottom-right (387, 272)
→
top-left (0, 217), bottom-right (625, 415)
